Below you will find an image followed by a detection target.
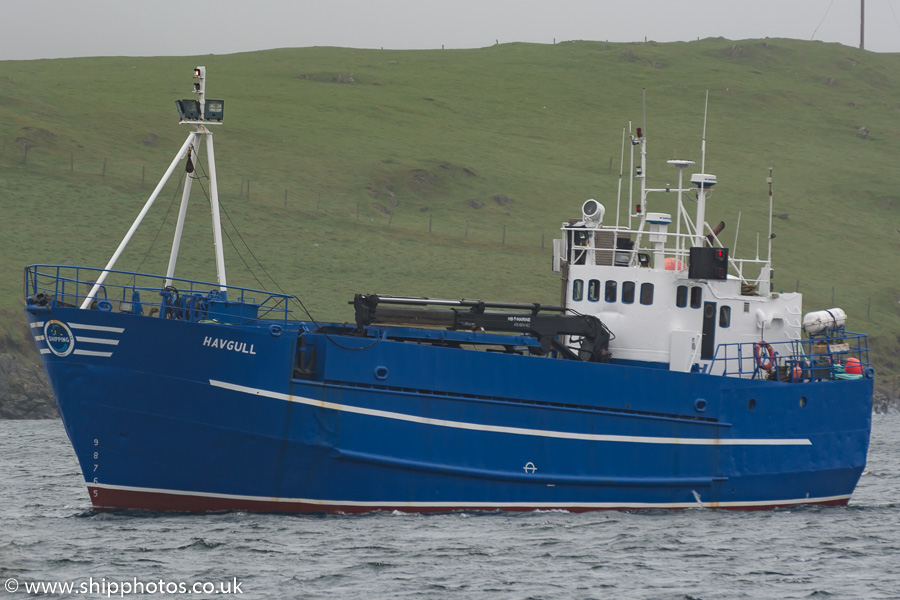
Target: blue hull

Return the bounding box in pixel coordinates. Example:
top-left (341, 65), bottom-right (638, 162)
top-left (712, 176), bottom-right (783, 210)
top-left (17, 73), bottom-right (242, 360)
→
top-left (26, 303), bottom-right (873, 513)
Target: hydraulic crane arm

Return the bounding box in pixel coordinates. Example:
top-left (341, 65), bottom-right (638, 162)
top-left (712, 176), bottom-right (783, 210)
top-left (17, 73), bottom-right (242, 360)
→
top-left (351, 294), bottom-right (612, 363)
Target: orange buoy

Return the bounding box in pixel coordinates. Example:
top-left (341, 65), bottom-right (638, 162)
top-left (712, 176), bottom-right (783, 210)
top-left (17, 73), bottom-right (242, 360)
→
top-left (664, 257), bottom-right (685, 270)
top-left (845, 357), bottom-right (862, 375)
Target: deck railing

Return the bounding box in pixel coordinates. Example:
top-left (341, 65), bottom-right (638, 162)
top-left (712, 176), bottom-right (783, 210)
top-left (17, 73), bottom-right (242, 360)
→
top-left (24, 265), bottom-right (294, 325)
top-left (711, 331), bottom-right (872, 382)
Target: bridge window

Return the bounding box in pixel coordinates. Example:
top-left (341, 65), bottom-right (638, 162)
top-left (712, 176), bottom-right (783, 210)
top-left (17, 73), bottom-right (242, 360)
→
top-left (676, 285), bottom-right (688, 308)
top-left (719, 305), bottom-right (731, 328)
top-left (588, 279), bottom-right (600, 302)
top-left (572, 279), bottom-right (584, 301)
top-left (690, 287), bottom-right (703, 308)
top-left (640, 283), bottom-right (654, 305)
top-left (605, 280), bottom-right (617, 302)
top-left (622, 281), bottom-right (635, 304)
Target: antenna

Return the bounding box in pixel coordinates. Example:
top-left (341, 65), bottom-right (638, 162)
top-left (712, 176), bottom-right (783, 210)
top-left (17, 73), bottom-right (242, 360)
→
top-left (690, 91), bottom-right (716, 247)
top-left (767, 167), bottom-right (775, 271)
top-left (616, 127), bottom-right (625, 230)
top-left (639, 88), bottom-right (647, 217)
top-left (628, 120), bottom-right (634, 229)
top-left (700, 90), bottom-right (709, 174)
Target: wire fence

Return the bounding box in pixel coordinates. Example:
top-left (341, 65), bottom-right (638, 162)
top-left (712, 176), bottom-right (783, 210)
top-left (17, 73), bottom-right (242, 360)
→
top-left (2, 141), bottom-right (888, 319)
top-left (3, 142), bottom-right (557, 251)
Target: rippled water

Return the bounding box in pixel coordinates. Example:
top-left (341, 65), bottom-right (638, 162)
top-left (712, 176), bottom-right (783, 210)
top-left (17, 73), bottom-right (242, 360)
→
top-left (2, 418), bottom-right (899, 599)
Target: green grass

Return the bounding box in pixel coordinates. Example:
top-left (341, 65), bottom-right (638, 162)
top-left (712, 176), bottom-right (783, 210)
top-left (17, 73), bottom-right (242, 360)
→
top-left (1, 38), bottom-right (899, 379)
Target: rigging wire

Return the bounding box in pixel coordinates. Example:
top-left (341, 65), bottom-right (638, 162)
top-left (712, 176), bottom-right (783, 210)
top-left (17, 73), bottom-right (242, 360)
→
top-left (189, 159), bottom-right (377, 350)
top-left (888, 0), bottom-right (900, 31)
top-left (810, 0), bottom-right (836, 40)
top-left (191, 173), bottom-right (269, 292)
top-left (135, 169), bottom-right (187, 275)
top-left (193, 159), bottom-right (283, 293)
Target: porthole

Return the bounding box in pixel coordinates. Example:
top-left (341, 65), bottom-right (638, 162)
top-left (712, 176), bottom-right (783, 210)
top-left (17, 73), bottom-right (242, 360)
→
top-left (676, 285), bottom-right (688, 308)
top-left (640, 283), bottom-right (654, 305)
top-left (572, 279), bottom-right (584, 301)
top-left (748, 398), bottom-right (757, 411)
top-left (799, 396), bottom-right (807, 408)
top-left (605, 280), bottom-right (618, 303)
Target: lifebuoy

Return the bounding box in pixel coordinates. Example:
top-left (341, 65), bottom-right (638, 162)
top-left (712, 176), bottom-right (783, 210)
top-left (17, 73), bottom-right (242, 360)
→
top-left (754, 341), bottom-right (775, 371)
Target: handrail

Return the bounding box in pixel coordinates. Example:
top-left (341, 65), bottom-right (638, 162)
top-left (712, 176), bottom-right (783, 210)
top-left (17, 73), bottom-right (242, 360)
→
top-left (710, 332), bottom-right (871, 382)
top-left (24, 264), bottom-right (294, 325)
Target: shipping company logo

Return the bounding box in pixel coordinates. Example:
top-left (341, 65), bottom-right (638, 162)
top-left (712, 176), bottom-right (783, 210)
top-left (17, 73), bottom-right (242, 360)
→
top-left (44, 320), bottom-right (75, 357)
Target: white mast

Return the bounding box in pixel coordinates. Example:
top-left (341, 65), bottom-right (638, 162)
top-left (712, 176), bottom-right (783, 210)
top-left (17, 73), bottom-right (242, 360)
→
top-left (82, 66), bottom-right (226, 309)
top-left (615, 126), bottom-right (625, 230)
top-left (691, 91), bottom-right (716, 247)
top-left (165, 135), bottom-right (199, 287)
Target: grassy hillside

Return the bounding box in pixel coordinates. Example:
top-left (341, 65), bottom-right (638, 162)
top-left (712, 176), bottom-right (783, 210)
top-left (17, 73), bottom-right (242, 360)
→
top-left (1, 38), bottom-right (899, 377)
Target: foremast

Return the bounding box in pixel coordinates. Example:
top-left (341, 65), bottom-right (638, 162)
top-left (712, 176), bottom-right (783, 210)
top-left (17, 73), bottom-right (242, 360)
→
top-left (81, 66), bottom-right (227, 309)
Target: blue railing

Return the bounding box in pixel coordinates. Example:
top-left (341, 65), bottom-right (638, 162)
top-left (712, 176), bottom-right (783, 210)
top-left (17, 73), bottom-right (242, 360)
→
top-left (712, 331), bottom-right (872, 382)
top-left (24, 264), bottom-right (294, 326)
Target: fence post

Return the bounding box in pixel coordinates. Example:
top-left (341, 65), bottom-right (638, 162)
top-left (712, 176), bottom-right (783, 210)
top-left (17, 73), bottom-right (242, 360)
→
top-left (102, 157), bottom-right (107, 176)
top-left (141, 165), bottom-right (145, 186)
top-left (23, 141), bottom-right (28, 166)
top-left (356, 201), bottom-right (360, 220)
top-left (502, 224), bottom-right (506, 244)
top-left (316, 193), bottom-right (320, 212)
top-left (388, 212), bottom-right (393, 227)
top-left (542, 230), bottom-right (545, 249)
top-left (429, 214), bottom-right (432, 233)
top-left (465, 220), bottom-right (469, 240)
top-left (284, 190), bottom-right (287, 208)
top-left (71, 153), bottom-right (74, 172)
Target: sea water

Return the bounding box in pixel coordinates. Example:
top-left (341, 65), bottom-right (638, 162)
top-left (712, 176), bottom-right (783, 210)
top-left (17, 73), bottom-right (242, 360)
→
top-left (1, 417), bottom-right (898, 600)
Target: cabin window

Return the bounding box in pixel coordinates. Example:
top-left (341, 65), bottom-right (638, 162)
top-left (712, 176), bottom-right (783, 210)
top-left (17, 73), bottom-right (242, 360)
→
top-left (588, 279), bottom-right (600, 302)
top-left (719, 305), bottom-right (731, 328)
top-left (572, 279), bottom-right (584, 301)
top-left (605, 280), bottom-right (617, 302)
top-left (640, 283), bottom-right (654, 305)
top-left (690, 287), bottom-right (703, 308)
top-left (622, 281), bottom-right (635, 304)
top-left (676, 285), bottom-right (688, 308)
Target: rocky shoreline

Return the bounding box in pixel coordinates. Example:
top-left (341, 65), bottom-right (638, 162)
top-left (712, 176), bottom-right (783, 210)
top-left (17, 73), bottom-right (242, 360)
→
top-left (0, 353), bottom-right (58, 419)
top-left (0, 352), bottom-right (897, 420)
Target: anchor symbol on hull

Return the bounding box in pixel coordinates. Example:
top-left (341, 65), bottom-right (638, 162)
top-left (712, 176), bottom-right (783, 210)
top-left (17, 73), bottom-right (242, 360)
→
top-left (523, 462), bottom-right (537, 474)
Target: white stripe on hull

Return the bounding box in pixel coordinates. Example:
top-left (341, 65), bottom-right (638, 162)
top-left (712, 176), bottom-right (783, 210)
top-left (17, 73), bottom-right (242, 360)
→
top-left (210, 379), bottom-right (813, 447)
top-left (68, 322), bottom-right (125, 333)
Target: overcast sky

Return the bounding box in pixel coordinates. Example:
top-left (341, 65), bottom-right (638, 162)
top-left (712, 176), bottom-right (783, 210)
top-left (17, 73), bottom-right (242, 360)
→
top-left (3, 0), bottom-right (899, 60)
